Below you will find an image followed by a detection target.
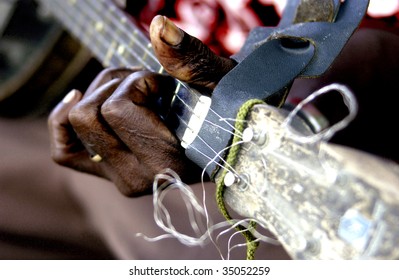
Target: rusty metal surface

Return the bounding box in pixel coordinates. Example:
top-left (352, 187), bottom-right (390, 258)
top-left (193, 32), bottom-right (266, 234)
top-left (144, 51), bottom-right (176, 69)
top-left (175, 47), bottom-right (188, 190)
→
top-left (221, 103), bottom-right (399, 259)
top-left (293, 0), bottom-right (340, 23)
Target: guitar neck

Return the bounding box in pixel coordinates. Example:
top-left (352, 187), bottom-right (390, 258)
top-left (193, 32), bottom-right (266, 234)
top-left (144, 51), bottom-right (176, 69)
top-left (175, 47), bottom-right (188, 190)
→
top-left (39, 0), bottom-right (205, 154)
top-left (38, 0), bottom-right (164, 72)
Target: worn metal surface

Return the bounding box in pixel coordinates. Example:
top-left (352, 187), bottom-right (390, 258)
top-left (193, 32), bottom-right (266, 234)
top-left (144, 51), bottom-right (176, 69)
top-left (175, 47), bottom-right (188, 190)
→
top-left (221, 104), bottom-right (399, 259)
top-left (294, 0), bottom-right (340, 23)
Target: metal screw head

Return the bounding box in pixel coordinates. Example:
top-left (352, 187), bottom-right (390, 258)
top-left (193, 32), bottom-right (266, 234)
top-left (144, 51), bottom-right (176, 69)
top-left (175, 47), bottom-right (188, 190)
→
top-left (237, 173), bottom-right (250, 191)
top-left (224, 171), bottom-right (237, 187)
top-left (242, 128), bottom-right (267, 146)
top-left (242, 127), bottom-right (267, 146)
top-left (242, 128), bottom-right (254, 142)
top-left (223, 172), bottom-right (250, 191)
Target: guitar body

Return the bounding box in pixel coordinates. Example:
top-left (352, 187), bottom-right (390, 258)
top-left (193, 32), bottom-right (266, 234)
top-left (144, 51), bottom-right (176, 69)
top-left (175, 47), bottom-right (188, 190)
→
top-left (222, 102), bottom-right (399, 259)
top-left (0, 0), bottom-right (91, 117)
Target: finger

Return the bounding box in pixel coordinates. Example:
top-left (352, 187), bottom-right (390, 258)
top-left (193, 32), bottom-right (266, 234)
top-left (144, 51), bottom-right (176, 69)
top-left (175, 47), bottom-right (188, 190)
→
top-left (150, 15), bottom-right (237, 91)
top-left (102, 95), bottom-right (202, 190)
top-left (100, 73), bottom-right (184, 171)
top-left (48, 89), bottom-right (95, 170)
top-left (85, 67), bottom-right (138, 96)
top-left (101, 71), bottom-right (178, 147)
top-left (71, 78), bottom-right (154, 195)
top-left (104, 70), bottom-right (176, 106)
top-left (68, 79), bottom-right (125, 160)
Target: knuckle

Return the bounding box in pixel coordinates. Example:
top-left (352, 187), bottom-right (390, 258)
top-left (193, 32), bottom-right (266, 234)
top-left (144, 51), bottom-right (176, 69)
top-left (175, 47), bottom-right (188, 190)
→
top-left (97, 67), bottom-right (122, 79)
top-left (101, 98), bottom-right (125, 121)
top-left (88, 68), bottom-right (131, 91)
top-left (99, 67), bottom-right (138, 81)
top-left (68, 105), bottom-right (84, 125)
top-left (68, 102), bottom-right (95, 130)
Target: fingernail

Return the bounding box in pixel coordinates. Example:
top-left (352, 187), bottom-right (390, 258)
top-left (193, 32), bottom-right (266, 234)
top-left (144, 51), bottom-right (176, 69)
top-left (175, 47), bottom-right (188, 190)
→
top-left (161, 16), bottom-right (183, 46)
top-left (62, 89), bottom-right (77, 103)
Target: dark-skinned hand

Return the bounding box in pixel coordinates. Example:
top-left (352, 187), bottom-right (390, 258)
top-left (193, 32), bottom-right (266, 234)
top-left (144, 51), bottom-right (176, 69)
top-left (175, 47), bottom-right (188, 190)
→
top-left (48, 14), bottom-right (399, 197)
top-left (48, 16), bottom-right (236, 196)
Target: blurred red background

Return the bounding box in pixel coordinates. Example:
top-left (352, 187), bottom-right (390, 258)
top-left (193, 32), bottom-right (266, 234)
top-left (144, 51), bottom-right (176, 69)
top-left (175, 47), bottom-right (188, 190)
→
top-left (125, 0), bottom-right (399, 57)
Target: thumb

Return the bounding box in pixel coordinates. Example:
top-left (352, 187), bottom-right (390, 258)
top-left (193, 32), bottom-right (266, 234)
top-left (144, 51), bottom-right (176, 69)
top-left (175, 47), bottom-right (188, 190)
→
top-left (149, 15), bottom-right (236, 91)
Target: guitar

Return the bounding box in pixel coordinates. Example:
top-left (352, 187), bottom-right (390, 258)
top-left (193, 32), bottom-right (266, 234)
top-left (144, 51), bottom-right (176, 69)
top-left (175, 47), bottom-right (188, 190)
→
top-left (37, 0), bottom-right (399, 259)
top-left (0, 0), bottom-right (93, 117)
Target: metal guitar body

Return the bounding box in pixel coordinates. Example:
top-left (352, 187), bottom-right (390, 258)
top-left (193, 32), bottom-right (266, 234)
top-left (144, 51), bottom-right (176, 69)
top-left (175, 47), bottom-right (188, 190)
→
top-left (222, 99), bottom-right (399, 259)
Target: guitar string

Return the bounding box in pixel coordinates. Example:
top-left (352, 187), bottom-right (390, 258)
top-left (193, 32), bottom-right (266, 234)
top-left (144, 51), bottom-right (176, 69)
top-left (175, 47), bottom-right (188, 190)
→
top-left (51, 0), bottom-right (244, 166)
top-left (176, 115), bottom-right (250, 184)
top-left (67, 2), bottom-right (259, 250)
top-left (156, 174), bottom-right (207, 238)
top-left (150, 127), bottom-right (274, 256)
top-left (50, 0), bottom-right (156, 70)
top-left (47, 1), bottom-right (110, 66)
top-left (48, 0), bottom-right (146, 69)
top-left (137, 169), bottom-right (279, 260)
top-left (142, 93), bottom-right (360, 258)
top-left (50, 0), bottom-right (285, 247)
top-left (84, 0), bottom-right (255, 252)
top-left (151, 169), bottom-right (225, 259)
top-left (75, 0), bottom-right (356, 252)
top-left (45, 0), bottom-right (237, 175)
top-left (89, 0), bottom-right (242, 138)
top-left (214, 212), bottom-right (276, 245)
top-left (139, 147), bottom-right (281, 260)
top-left (91, 0), bottom-right (243, 141)
top-left (52, 1), bottom-right (260, 246)
top-left (46, 0), bottom-right (222, 257)
top-left (221, 221), bottom-right (280, 260)
top-left (85, 0), bottom-right (161, 69)
top-left (44, 1), bottom-right (296, 258)
top-left (52, 0), bottom-right (157, 69)
top-left (52, 0), bottom-right (244, 128)
top-left (137, 144), bottom-right (251, 257)
top-left (143, 169), bottom-right (218, 247)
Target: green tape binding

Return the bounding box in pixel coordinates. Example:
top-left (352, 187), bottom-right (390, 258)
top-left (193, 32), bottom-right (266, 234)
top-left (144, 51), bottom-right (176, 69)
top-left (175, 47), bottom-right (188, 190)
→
top-left (215, 99), bottom-right (265, 260)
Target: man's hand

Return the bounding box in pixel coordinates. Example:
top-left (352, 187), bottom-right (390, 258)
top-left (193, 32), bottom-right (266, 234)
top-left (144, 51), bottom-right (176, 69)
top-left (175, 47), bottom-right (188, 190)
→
top-left (149, 15), bottom-right (236, 91)
top-left (48, 16), bottom-right (236, 196)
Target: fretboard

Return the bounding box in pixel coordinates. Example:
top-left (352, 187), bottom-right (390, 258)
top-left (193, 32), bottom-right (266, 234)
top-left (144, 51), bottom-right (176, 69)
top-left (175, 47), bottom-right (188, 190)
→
top-left (39, 0), bottom-right (206, 149)
top-left (38, 0), bottom-right (164, 72)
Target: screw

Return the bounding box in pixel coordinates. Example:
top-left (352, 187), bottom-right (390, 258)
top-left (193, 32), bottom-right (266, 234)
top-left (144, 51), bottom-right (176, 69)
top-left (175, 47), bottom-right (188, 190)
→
top-left (237, 173), bottom-right (250, 191)
top-left (242, 128), bottom-right (267, 145)
top-left (224, 171), bottom-right (237, 187)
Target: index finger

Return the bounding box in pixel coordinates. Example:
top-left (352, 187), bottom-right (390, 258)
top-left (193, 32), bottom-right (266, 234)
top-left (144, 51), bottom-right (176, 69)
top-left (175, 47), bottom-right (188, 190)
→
top-left (85, 67), bottom-right (141, 96)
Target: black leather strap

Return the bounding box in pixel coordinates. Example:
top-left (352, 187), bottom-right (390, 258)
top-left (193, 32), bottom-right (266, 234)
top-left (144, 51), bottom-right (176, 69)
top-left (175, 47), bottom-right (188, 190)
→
top-left (233, 0), bottom-right (369, 77)
top-left (185, 0), bottom-right (370, 177)
top-left (186, 38), bottom-right (315, 176)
